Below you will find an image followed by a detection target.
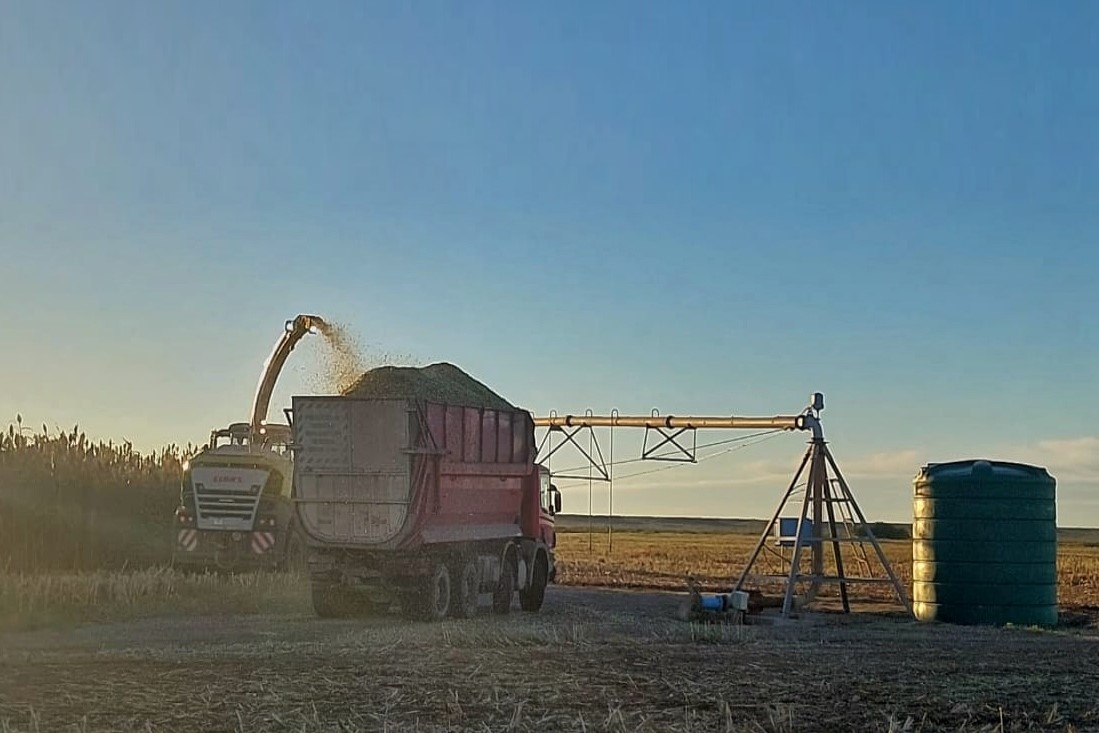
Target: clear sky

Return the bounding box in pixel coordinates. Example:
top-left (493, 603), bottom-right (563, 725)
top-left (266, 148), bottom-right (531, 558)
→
top-left (2, 2), bottom-right (1097, 524)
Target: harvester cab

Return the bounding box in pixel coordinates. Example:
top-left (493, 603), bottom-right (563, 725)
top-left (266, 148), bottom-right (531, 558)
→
top-left (208, 422), bottom-right (253, 449)
top-left (207, 422), bottom-right (292, 456)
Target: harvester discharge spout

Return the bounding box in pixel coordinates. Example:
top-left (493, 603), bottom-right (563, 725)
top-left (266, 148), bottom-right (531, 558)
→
top-left (250, 314), bottom-right (328, 434)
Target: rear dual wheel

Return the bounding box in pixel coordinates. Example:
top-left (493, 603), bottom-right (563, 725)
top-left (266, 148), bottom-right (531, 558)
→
top-left (519, 553), bottom-right (548, 612)
top-left (282, 529), bottom-right (308, 575)
top-left (451, 559), bottom-right (480, 619)
top-left (417, 562), bottom-right (453, 621)
top-left (311, 583), bottom-right (356, 619)
top-left (412, 558), bottom-right (482, 621)
top-left (492, 552), bottom-right (516, 615)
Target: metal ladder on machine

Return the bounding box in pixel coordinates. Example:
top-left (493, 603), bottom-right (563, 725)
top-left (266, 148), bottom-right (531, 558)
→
top-left (828, 478), bottom-right (873, 580)
top-left (749, 480), bottom-right (874, 606)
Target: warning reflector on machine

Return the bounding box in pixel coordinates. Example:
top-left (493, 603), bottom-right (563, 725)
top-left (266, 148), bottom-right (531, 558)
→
top-left (251, 531), bottom-right (275, 554)
top-left (177, 529), bottom-right (198, 552)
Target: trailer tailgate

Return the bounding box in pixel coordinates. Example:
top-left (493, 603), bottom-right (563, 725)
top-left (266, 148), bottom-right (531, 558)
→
top-left (293, 398), bottom-right (414, 545)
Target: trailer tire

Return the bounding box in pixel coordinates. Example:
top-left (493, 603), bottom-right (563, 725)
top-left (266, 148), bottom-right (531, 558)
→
top-left (451, 559), bottom-right (480, 619)
top-left (493, 552), bottom-right (516, 615)
top-left (282, 530), bottom-right (307, 575)
top-left (418, 563), bottom-right (452, 621)
top-left (519, 552), bottom-right (548, 612)
top-left (311, 583), bottom-right (355, 619)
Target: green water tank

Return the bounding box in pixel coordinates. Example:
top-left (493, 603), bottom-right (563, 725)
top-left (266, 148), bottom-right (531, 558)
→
top-left (912, 459), bottom-right (1057, 626)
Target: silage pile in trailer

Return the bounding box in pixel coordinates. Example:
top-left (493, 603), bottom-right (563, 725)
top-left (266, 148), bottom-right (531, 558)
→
top-left (340, 363), bottom-right (515, 410)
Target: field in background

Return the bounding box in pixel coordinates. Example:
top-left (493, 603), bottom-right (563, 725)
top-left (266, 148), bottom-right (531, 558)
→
top-left (557, 513), bottom-right (1099, 608)
top-left (555, 513), bottom-right (1099, 543)
top-left (555, 525), bottom-right (1099, 609)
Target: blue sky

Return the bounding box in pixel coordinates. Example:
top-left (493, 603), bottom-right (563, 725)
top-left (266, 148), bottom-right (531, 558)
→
top-left (2, 2), bottom-right (1097, 523)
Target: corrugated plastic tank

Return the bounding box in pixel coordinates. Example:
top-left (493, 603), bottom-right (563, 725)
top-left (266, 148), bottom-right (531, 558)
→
top-left (912, 459), bottom-right (1057, 626)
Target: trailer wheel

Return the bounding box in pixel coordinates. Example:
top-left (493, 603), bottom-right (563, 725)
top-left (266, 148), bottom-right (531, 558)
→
top-left (451, 559), bottom-right (480, 619)
top-left (492, 552), bottom-right (516, 615)
top-left (282, 530), bottom-right (307, 575)
top-left (311, 583), bottom-right (355, 619)
top-left (519, 553), bottom-right (548, 612)
top-left (419, 563), bottom-right (451, 621)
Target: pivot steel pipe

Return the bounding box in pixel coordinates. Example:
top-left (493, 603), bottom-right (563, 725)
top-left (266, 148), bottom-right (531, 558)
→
top-left (533, 414), bottom-right (805, 431)
top-left (533, 394), bottom-right (826, 441)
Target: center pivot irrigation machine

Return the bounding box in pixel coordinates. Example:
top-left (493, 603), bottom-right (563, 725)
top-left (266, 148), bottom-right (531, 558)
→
top-left (534, 393), bottom-right (913, 619)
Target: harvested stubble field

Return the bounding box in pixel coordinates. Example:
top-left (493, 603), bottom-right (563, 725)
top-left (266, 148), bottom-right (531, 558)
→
top-left (2, 531), bottom-right (1099, 732)
top-left (553, 530), bottom-right (1099, 608)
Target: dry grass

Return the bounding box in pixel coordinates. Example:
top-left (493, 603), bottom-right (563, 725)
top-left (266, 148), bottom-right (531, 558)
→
top-left (0, 568), bottom-right (311, 630)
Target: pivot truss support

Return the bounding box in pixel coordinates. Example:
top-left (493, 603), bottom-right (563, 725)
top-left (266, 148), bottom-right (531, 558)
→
top-left (732, 438), bottom-right (913, 618)
top-left (535, 414), bottom-right (610, 481)
top-left (642, 413), bottom-right (698, 463)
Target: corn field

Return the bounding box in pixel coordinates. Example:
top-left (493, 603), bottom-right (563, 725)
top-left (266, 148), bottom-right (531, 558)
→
top-left (0, 418), bottom-right (195, 572)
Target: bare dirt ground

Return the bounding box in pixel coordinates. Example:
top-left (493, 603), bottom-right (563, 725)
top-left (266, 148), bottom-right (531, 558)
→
top-left (2, 587), bottom-right (1098, 733)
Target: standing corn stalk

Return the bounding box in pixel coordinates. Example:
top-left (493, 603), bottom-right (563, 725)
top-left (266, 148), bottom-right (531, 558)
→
top-left (0, 422), bottom-right (195, 572)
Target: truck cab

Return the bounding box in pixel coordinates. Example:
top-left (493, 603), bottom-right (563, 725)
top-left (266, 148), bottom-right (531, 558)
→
top-left (537, 464), bottom-right (561, 559)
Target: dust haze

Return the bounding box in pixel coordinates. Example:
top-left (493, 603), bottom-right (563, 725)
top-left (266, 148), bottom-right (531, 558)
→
top-left (302, 320), bottom-right (420, 395)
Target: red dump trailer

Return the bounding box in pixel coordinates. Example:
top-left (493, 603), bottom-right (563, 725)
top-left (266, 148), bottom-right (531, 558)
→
top-left (291, 396), bottom-right (560, 620)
